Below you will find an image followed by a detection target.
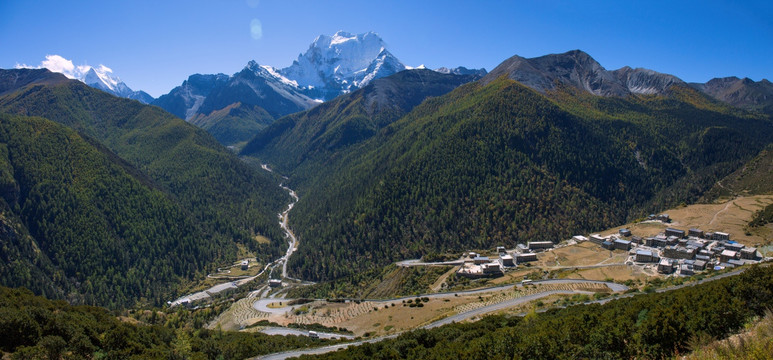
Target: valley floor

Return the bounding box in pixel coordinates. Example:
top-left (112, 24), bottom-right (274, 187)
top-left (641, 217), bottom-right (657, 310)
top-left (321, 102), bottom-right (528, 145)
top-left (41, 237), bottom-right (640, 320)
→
top-left (199, 195), bottom-right (773, 358)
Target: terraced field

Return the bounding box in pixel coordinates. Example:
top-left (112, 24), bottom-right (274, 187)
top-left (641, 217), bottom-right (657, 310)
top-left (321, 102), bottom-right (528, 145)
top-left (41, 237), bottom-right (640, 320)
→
top-left (207, 292), bottom-right (271, 331)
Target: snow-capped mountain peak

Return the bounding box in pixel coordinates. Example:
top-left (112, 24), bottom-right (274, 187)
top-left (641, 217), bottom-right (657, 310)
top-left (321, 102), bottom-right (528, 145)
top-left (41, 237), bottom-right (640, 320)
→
top-left (280, 31), bottom-right (406, 100)
top-left (82, 65), bottom-right (131, 94)
top-left (15, 55), bottom-right (154, 103)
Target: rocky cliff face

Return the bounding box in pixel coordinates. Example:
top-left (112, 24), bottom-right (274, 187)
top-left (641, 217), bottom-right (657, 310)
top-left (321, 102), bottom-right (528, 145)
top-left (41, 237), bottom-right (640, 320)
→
top-left (690, 76), bottom-right (773, 112)
top-left (481, 50), bottom-right (684, 97)
top-left (152, 73), bottom-right (230, 120)
top-left (613, 66), bottom-right (684, 95)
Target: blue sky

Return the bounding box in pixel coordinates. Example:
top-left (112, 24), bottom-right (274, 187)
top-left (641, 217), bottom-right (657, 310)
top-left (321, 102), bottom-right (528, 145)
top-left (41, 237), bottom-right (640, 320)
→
top-left (2, 0), bottom-right (771, 97)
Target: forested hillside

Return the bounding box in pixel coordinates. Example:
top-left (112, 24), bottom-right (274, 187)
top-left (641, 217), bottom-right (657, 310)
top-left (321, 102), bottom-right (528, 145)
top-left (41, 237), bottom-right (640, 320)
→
top-left (701, 143), bottom-right (773, 201)
top-left (0, 69), bottom-right (289, 307)
top-left (0, 286), bottom-right (321, 359)
top-left (188, 102), bottom-right (275, 147)
top-left (247, 76), bottom-right (773, 281)
top-left (0, 113), bottom-right (220, 307)
top-left (242, 69), bottom-right (480, 178)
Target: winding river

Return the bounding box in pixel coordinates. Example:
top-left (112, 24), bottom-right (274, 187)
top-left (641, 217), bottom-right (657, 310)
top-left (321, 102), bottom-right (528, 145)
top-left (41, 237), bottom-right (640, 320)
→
top-left (168, 163), bottom-right (303, 306)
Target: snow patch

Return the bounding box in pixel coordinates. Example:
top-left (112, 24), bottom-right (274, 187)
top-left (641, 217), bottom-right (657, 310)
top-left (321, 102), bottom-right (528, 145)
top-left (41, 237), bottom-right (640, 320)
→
top-left (259, 65), bottom-right (299, 87)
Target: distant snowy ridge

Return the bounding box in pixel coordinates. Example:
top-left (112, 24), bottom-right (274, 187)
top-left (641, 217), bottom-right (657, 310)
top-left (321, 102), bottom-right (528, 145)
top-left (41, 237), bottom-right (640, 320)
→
top-left (154, 30), bottom-right (420, 120)
top-left (15, 55), bottom-right (154, 103)
top-left (154, 31), bottom-right (487, 123)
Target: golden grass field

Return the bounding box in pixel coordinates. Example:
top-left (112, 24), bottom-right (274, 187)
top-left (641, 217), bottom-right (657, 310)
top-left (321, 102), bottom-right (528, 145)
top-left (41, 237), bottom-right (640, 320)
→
top-left (601, 195), bottom-right (773, 247)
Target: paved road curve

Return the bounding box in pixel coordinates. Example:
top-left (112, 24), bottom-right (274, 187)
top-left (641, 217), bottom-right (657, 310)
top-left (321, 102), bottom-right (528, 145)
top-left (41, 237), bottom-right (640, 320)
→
top-left (260, 327), bottom-right (355, 340)
top-left (424, 289), bottom-right (594, 329)
top-left (251, 269), bottom-right (751, 360)
top-left (252, 279), bottom-right (626, 360)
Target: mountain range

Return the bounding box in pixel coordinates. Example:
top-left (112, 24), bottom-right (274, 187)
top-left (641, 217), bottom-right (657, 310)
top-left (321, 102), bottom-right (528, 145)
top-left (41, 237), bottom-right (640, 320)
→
top-left (242, 49), bottom-right (773, 281)
top-left (149, 31), bottom-right (418, 145)
top-left (23, 35), bottom-right (772, 151)
top-left (154, 44), bottom-right (773, 148)
top-left (2, 34), bottom-right (773, 306)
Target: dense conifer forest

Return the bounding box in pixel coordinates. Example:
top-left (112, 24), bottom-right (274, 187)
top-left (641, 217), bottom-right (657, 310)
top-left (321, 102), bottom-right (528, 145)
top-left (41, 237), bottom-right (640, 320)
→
top-left (0, 70), bottom-right (289, 307)
top-left (0, 286), bottom-right (323, 359)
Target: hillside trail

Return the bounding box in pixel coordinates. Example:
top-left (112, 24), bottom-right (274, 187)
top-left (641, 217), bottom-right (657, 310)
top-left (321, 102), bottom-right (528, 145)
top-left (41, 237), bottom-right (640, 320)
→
top-left (710, 199), bottom-right (734, 225)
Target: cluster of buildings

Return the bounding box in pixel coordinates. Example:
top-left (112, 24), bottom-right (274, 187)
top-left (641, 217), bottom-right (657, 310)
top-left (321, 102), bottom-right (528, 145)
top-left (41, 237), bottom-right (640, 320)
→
top-left (456, 241), bottom-right (554, 278)
top-left (583, 225), bottom-right (760, 276)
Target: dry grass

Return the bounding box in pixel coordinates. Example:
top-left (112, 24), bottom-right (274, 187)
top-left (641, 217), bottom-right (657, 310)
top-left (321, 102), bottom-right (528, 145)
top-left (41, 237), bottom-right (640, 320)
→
top-left (544, 241), bottom-right (614, 267)
top-left (253, 235), bottom-right (271, 244)
top-left (563, 265), bottom-right (647, 282)
top-left (600, 195), bottom-right (773, 247)
top-left (430, 266), bottom-right (459, 292)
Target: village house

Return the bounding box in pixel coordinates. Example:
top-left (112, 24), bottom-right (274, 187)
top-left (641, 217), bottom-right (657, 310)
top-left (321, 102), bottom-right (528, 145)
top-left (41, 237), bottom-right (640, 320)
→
top-left (473, 256), bottom-right (490, 265)
top-left (635, 249), bottom-right (657, 262)
top-left (500, 254), bottom-right (515, 267)
top-left (515, 253), bottom-right (538, 264)
top-left (658, 259), bottom-right (674, 274)
top-left (590, 234), bottom-right (605, 245)
top-left (645, 235), bottom-right (668, 248)
top-left (527, 241), bottom-right (554, 250)
top-left (724, 242), bottom-right (744, 252)
top-left (680, 264), bottom-right (694, 276)
top-left (663, 245), bottom-right (697, 260)
top-left (727, 259), bottom-right (744, 267)
top-left (665, 228), bottom-right (686, 239)
top-left (720, 250), bottom-right (739, 263)
top-left (693, 260), bottom-right (707, 271)
top-left (614, 239), bottom-right (631, 251)
top-left (572, 235), bottom-right (588, 242)
top-left (740, 247), bottom-right (757, 260)
top-left (481, 263), bottom-right (503, 276)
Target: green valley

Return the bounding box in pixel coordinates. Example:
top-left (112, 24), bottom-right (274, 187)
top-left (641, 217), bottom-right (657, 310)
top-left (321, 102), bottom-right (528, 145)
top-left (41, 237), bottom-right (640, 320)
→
top-left (0, 69), bottom-right (290, 307)
top-left (244, 74), bottom-right (773, 282)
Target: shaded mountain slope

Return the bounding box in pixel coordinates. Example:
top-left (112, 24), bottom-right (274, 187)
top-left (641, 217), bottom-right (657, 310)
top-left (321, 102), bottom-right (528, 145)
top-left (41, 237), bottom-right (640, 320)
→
top-left (701, 143), bottom-right (773, 201)
top-left (188, 102), bottom-right (274, 147)
top-left (0, 69), bottom-right (289, 305)
top-left (0, 113), bottom-right (214, 307)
